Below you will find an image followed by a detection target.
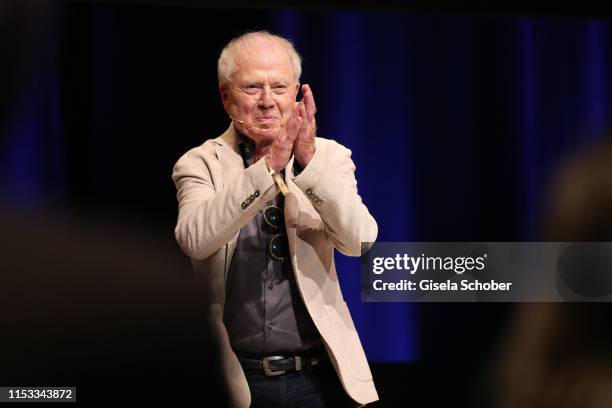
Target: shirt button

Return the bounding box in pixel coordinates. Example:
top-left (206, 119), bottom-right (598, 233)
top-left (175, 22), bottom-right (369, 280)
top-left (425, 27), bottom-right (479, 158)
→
top-left (254, 190), bottom-right (260, 198)
top-left (305, 189), bottom-right (313, 195)
top-left (268, 283), bottom-right (274, 290)
top-left (249, 194), bottom-right (255, 201)
top-left (267, 323), bottom-right (272, 330)
top-left (241, 202), bottom-right (247, 209)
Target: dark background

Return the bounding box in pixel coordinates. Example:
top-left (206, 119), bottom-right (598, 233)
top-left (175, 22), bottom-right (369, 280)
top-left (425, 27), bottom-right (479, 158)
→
top-left (2, 0), bottom-right (612, 406)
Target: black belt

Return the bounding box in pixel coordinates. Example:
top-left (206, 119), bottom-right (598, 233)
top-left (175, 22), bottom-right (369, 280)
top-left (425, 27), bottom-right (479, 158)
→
top-left (237, 347), bottom-right (325, 376)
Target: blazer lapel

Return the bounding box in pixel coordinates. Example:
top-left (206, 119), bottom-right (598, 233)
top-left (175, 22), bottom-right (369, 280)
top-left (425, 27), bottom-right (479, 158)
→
top-left (213, 124), bottom-right (244, 283)
top-left (214, 124), bottom-right (244, 188)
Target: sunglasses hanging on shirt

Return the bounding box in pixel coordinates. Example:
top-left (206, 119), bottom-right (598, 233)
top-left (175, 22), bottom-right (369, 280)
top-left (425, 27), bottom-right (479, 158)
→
top-left (263, 205), bottom-right (289, 262)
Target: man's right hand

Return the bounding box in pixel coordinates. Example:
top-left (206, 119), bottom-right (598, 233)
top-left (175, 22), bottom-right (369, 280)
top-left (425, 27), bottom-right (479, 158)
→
top-left (265, 103), bottom-right (304, 172)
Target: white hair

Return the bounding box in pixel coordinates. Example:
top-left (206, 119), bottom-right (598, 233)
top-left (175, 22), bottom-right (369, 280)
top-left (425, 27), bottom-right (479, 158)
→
top-left (217, 31), bottom-right (302, 84)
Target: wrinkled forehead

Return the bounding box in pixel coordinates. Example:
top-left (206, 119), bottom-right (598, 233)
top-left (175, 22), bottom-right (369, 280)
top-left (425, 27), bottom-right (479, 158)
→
top-left (232, 38), bottom-right (295, 82)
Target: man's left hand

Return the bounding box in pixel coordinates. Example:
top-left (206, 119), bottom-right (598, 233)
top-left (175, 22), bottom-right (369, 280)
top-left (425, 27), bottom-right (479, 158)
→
top-left (293, 84), bottom-right (317, 167)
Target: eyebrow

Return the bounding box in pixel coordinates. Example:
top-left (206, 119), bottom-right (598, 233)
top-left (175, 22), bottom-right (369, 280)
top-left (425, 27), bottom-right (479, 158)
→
top-left (240, 80), bottom-right (290, 88)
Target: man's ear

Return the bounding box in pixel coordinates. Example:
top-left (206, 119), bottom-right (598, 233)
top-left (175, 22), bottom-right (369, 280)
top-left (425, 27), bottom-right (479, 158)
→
top-left (219, 83), bottom-right (230, 112)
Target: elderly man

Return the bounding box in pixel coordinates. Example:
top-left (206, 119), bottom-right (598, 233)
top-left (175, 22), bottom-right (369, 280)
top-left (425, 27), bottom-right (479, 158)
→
top-left (172, 31), bottom-right (378, 408)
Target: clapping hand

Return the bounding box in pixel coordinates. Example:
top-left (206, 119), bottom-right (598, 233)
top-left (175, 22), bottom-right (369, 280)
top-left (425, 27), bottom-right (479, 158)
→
top-left (265, 84), bottom-right (317, 172)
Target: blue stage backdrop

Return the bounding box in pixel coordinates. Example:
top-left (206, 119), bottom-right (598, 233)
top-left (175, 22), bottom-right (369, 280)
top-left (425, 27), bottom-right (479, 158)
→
top-left (2, 2), bottom-right (612, 363)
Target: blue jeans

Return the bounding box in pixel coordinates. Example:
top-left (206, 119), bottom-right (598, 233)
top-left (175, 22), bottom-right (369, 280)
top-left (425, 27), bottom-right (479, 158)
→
top-left (245, 357), bottom-right (358, 408)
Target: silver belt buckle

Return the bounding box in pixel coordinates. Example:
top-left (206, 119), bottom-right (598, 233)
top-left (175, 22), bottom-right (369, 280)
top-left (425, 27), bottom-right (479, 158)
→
top-left (262, 356), bottom-right (286, 376)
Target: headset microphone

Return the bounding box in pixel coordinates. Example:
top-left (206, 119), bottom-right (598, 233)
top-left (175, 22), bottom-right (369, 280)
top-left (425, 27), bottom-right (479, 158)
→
top-left (229, 115), bottom-right (245, 125)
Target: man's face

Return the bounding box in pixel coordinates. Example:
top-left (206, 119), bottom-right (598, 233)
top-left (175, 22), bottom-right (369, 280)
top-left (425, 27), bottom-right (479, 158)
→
top-left (220, 40), bottom-right (299, 144)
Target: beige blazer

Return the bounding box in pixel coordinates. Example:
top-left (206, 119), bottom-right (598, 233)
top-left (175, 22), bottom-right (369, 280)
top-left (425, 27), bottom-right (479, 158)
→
top-left (172, 124), bottom-right (379, 407)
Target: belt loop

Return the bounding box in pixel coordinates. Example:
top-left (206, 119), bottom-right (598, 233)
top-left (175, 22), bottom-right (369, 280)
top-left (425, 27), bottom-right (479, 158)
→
top-left (294, 356), bottom-right (302, 371)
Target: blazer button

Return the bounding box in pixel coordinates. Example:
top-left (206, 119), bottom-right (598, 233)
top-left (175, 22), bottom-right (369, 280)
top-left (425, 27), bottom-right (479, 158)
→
top-left (305, 189), bottom-right (313, 196)
top-left (254, 190), bottom-right (260, 198)
top-left (249, 194), bottom-right (255, 201)
top-left (241, 202), bottom-right (247, 209)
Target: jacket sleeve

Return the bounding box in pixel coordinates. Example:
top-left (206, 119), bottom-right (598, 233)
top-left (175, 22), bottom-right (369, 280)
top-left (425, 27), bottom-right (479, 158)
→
top-left (172, 146), bottom-right (277, 260)
top-left (291, 139), bottom-right (378, 256)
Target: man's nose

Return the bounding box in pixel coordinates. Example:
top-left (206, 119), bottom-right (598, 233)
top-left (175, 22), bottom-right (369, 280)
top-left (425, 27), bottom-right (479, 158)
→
top-left (257, 87), bottom-right (274, 109)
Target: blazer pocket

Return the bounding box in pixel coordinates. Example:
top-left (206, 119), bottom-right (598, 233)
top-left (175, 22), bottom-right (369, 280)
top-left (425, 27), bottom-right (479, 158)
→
top-left (324, 302), bottom-right (373, 382)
